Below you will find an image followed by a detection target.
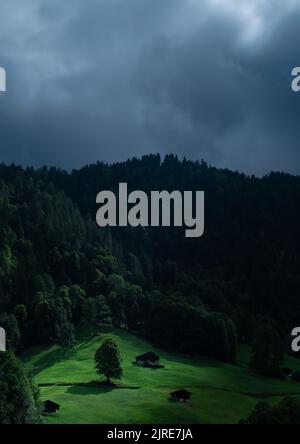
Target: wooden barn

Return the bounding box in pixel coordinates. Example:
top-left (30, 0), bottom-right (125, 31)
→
top-left (43, 400), bottom-right (60, 415)
top-left (136, 351), bottom-right (160, 368)
top-left (169, 389), bottom-right (192, 402)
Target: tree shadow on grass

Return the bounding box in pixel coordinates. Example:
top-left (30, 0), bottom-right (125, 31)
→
top-left (67, 383), bottom-right (115, 396)
top-left (66, 381), bottom-right (140, 396)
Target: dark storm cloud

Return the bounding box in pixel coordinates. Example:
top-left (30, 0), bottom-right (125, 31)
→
top-left (0, 0), bottom-right (299, 174)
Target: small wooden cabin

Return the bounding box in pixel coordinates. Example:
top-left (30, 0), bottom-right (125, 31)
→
top-left (43, 400), bottom-right (60, 414)
top-left (136, 351), bottom-right (160, 368)
top-left (169, 389), bottom-right (192, 402)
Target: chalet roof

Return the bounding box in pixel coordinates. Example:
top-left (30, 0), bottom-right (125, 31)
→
top-left (170, 389), bottom-right (192, 397)
top-left (43, 400), bottom-right (60, 409)
top-left (136, 351), bottom-right (160, 361)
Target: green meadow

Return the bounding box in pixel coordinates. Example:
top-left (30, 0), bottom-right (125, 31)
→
top-left (22, 328), bottom-right (300, 424)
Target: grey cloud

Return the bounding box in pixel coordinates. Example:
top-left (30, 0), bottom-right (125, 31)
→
top-left (0, 0), bottom-right (299, 174)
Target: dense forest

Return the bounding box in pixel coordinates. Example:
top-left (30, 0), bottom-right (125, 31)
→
top-left (0, 154), bottom-right (300, 367)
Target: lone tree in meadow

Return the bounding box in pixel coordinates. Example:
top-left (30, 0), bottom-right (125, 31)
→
top-left (95, 338), bottom-right (122, 384)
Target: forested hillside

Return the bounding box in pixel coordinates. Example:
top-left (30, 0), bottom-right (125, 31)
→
top-left (0, 155), bottom-right (300, 364)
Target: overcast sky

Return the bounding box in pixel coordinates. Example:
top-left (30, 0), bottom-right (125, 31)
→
top-left (0, 0), bottom-right (299, 175)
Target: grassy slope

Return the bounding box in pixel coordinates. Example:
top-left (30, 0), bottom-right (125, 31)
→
top-left (22, 328), bottom-right (300, 424)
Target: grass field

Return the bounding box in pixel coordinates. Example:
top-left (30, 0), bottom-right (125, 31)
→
top-left (22, 327), bottom-right (300, 424)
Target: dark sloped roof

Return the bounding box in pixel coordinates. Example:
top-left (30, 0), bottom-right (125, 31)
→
top-left (170, 389), bottom-right (192, 397)
top-left (43, 400), bottom-right (60, 409)
top-left (136, 351), bottom-right (160, 361)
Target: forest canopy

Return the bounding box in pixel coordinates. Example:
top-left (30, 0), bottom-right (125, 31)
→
top-left (0, 155), bottom-right (299, 364)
